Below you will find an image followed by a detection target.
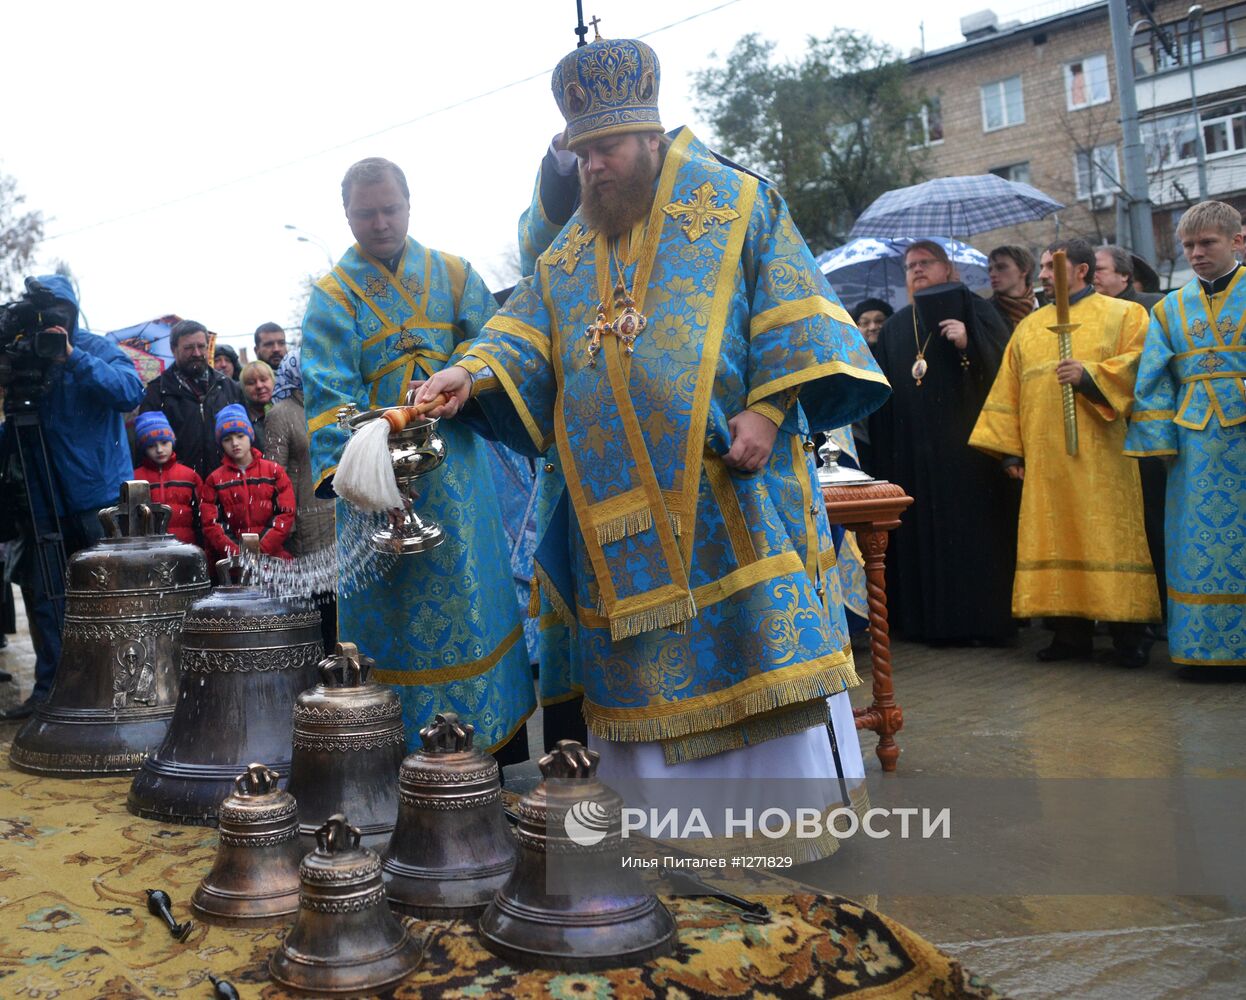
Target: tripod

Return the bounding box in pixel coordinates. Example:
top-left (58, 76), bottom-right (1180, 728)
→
top-left (1, 395), bottom-right (70, 675)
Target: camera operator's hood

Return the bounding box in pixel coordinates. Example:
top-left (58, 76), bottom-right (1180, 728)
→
top-left (34, 273), bottom-right (81, 341)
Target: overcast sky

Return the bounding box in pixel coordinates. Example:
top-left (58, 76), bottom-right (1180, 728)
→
top-left (3, 0), bottom-right (1023, 353)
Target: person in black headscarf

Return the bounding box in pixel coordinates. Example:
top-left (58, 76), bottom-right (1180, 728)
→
top-left (868, 240), bottom-right (1018, 645)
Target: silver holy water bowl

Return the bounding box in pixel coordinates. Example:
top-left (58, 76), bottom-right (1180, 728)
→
top-left (338, 404), bottom-right (447, 555)
top-left (817, 440), bottom-right (875, 487)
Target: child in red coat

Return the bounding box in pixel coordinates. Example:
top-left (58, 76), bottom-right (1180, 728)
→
top-left (200, 404), bottom-right (296, 563)
top-left (132, 411), bottom-right (202, 546)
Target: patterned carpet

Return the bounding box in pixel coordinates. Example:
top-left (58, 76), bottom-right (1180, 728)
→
top-left (0, 750), bottom-right (1007, 999)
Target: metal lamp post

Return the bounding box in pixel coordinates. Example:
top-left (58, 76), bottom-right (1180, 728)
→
top-left (1185, 5), bottom-right (1210, 199)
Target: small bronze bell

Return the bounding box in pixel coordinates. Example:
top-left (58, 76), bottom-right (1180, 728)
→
top-left (287, 642), bottom-right (404, 851)
top-left (127, 535), bottom-right (322, 826)
top-left (191, 763), bottom-right (302, 923)
top-left (269, 814), bottom-right (422, 996)
top-left (381, 712), bottom-right (517, 918)
top-left (478, 740), bottom-right (676, 971)
top-left (10, 481), bottom-right (209, 777)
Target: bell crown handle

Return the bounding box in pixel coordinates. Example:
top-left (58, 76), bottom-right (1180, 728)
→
top-left (315, 813), bottom-right (362, 853)
top-left (234, 763), bottom-right (280, 796)
top-left (151, 502), bottom-right (173, 535)
top-left (98, 506), bottom-right (121, 538)
top-left (419, 712), bottom-right (474, 753)
top-left (317, 641), bottom-right (373, 687)
top-left (539, 739), bottom-right (600, 779)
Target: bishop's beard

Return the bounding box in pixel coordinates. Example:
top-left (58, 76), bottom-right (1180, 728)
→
top-left (580, 155), bottom-right (659, 238)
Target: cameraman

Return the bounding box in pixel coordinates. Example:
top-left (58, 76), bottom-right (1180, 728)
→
top-left (0, 275), bottom-right (144, 719)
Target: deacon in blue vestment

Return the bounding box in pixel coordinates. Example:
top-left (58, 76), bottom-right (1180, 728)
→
top-left (302, 157), bottom-right (535, 758)
top-left (1125, 200), bottom-right (1246, 668)
top-left (418, 35), bottom-right (890, 861)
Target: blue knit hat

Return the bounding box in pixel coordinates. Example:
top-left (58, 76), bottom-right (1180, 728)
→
top-left (135, 411), bottom-right (176, 449)
top-left (215, 404), bottom-right (254, 443)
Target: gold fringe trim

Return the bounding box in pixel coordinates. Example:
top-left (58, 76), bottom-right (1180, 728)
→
top-left (586, 657), bottom-right (859, 744)
top-left (597, 591), bottom-right (697, 642)
top-left (533, 562), bottom-right (576, 632)
top-left (527, 575), bottom-right (541, 619)
top-left (660, 699), bottom-right (831, 764)
top-left (595, 507), bottom-right (653, 545)
top-left (668, 510), bottom-right (682, 537)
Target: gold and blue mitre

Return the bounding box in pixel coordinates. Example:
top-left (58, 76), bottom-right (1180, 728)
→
top-left (552, 36), bottom-right (661, 150)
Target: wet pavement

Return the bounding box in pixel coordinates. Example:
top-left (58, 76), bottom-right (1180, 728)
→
top-left (2, 596), bottom-right (1243, 998)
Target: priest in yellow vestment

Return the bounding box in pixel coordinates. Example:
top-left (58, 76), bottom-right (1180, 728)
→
top-left (970, 239), bottom-right (1160, 666)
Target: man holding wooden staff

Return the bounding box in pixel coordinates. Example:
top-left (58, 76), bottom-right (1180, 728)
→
top-left (970, 239), bottom-right (1160, 666)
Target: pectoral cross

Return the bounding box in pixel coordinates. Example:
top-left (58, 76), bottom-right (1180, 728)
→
top-left (585, 303), bottom-right (611, 365)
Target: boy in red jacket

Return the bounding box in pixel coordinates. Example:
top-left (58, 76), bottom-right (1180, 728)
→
top-left (200, 404), bottom-right (296, 563)
top-left (132, 411), bottom-right (202, 546)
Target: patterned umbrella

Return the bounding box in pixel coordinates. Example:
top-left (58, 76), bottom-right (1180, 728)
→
top-left (849, 174), bottom-right (1063, 239)
top-left (816, 236), bottom-right (990, 313)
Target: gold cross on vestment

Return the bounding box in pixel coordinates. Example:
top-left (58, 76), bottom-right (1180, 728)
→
top-left (546, 224), bottom-right (593, 275)
top-left (363, 274), bottom-right (390, 299)
top-left (395, 327), bottom-right (422, 354)
top-left (1197, 353), bottom-right (1226, 374)
top-left (1190, 318), bottom-right (1210, 340)
top-left (662, 182), bottom-right (740, 243)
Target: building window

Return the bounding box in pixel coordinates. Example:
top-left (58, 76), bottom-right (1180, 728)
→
top-left (990, 162), bottom-right (1032, 186)
top-left (980, 76), bottom-right (1024, 131)
top-left (1140, 101), bottom-right (1246, 168)
top-left (1131, 2), bottom-right (1246, 77)
top-left (1064, 54), bottom-right (1111, 110)
top-left (907, 98), bottom-right (944, 148)
top-left (1075, 144), bottom-right (1119, 202)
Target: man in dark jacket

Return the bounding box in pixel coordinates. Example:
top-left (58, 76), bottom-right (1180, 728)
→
top-left (138, 319), bottom-right (243, 478)
top-left (0, 274), bottom-right (145, 718)
top-left (1094, 246), bottom-right (1163, 311)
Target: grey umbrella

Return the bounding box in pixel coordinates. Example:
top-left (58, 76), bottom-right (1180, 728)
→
top-left (849, 174), bottom-right (1063, 239)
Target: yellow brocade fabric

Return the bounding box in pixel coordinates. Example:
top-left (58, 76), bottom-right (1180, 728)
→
top-left (970, 293), bottom-right (1160, 622)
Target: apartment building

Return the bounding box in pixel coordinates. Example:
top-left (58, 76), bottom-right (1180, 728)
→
top-left (905, 0), bottom-right (1246, 284)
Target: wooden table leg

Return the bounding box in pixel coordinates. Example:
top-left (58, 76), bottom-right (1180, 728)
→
top-left (852, 526), bottom-right (904, 772)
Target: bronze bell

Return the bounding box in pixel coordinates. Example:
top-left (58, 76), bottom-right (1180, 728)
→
top-left (269, 813), bottom-right (423, 996)
top-left (10, 481), bottom-right (209, 778)
top-left (286, 642), bottom-right (405, 851)
top-left (478, 740), bottom-right (676, 971)
top-left (192, 763), bottom-right (302, 923)
top-left (127, 535), bottom-right (322, 826)
top-left (381, 712), bottom-right (517, 918)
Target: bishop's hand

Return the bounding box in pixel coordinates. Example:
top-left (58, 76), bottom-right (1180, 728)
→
top-left (411, 366), bottom-right (472, 418)
top-left (723, 410), bottom-right (778, 474)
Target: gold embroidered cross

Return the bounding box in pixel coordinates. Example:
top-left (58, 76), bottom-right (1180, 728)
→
top-left (662, 182), bottom-right (740, 243)
top-left (364, 274), bottom-right (389, 298)
top-left (1197, 353), bottom-right (1226, 374)
top-left (1190, 318), bottom-right (1210, 339)
top-left (1217, 315), bottom-right (1234, 335)
top-left (401, 274), bottom-right (423, 298)
top-left (395, 328), bottom-right (422, 354)
top-left (546, 224), bottom-right (594, 275)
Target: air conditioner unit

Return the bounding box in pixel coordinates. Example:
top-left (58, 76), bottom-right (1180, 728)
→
top-left (1090, 192), bottom-right (1115, 210)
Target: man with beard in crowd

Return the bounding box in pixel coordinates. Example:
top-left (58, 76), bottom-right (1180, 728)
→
top-left (416, 31), bottom-right (889, 862)
top-left (138, 319), bottom-right (243, 478)
top-left (253, 322), bottom-right (288, 369)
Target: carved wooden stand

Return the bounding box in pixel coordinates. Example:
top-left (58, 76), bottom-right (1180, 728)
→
top-left (822, 481), bottom-right (914, 772)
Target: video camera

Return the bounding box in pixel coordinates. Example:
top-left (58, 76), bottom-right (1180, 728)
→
top-left (0, 277), bottom-right (75, 404)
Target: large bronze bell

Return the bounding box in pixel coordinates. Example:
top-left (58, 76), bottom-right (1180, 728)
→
top-left (192, 763), bottom-right (302, 924)
top-left (286, 642), bottom-right (404, 851)
top-left (269, 813), bottom-right (423, 995)
top-left (127, 535), bottom-right (321, 826)
top-left (10, 481), bottom-right (209, 777)
top-left (381, 712), bottom-right (517, 918)
top-left (478, 740), bottom-right (676, 971)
